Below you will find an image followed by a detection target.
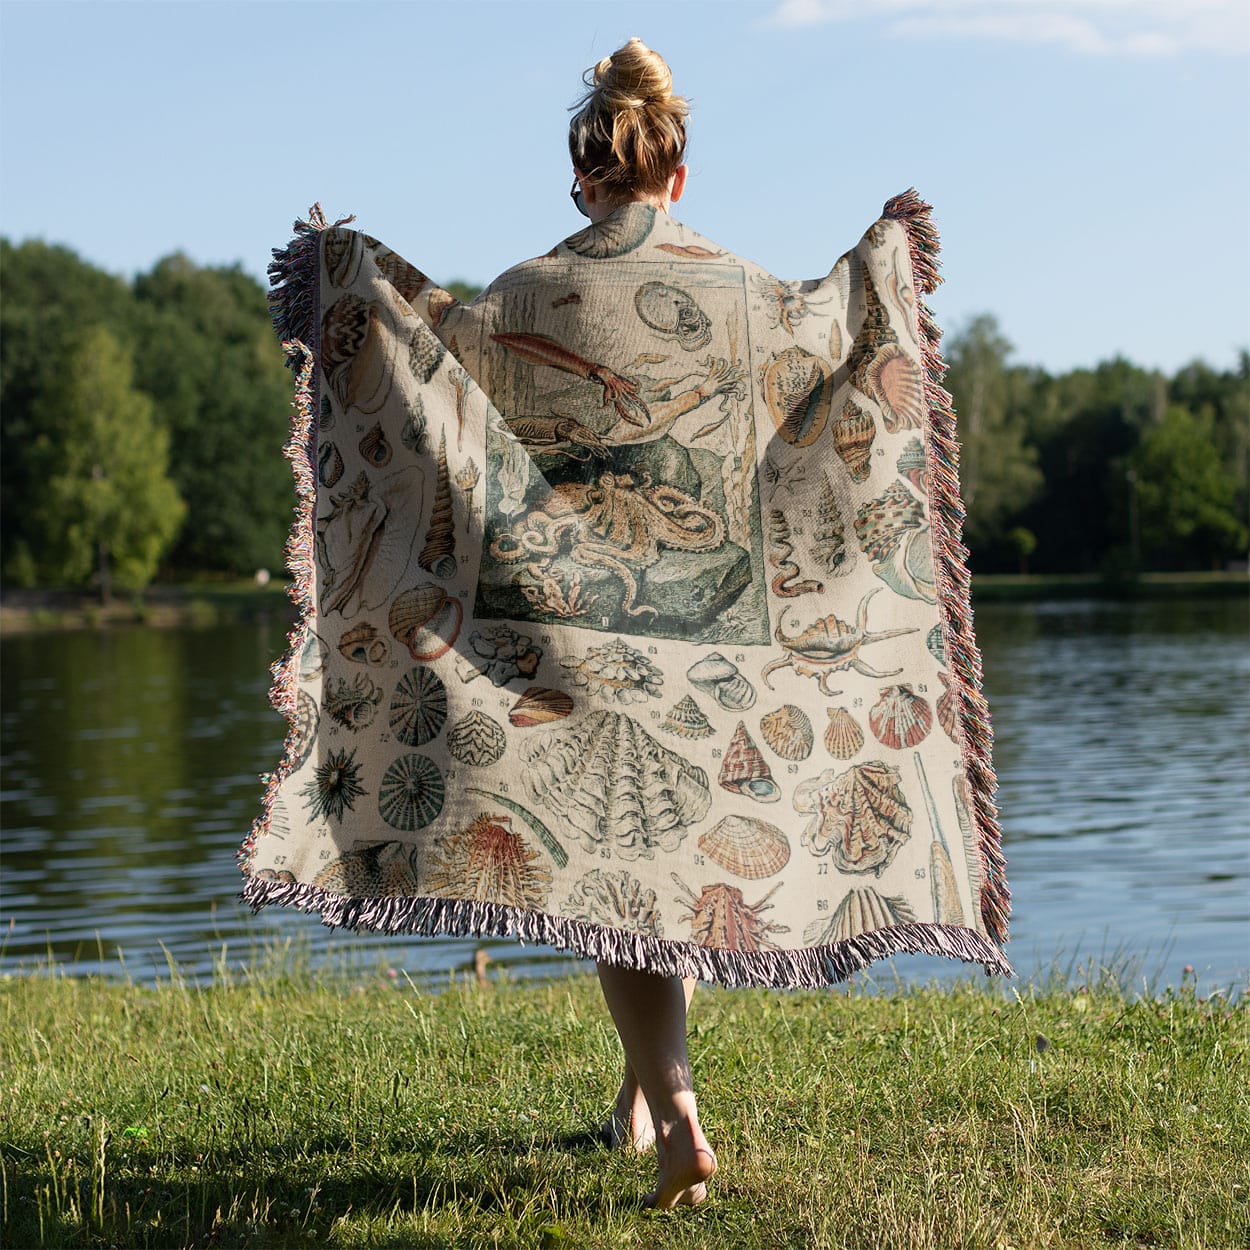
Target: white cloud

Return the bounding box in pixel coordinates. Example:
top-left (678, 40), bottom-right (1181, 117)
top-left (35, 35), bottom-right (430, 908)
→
top-left (767, 0), bottom-right (1250, 57)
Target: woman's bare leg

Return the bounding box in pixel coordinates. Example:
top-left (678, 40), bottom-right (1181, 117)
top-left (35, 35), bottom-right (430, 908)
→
top-left (596, 963), bottom-right (717, 1208)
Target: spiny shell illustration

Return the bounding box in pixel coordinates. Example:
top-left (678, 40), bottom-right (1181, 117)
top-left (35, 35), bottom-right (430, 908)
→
top-left (672, 876), bottom-right (789, 952)
top-left (699, 815), bottom-right (791, 879)
top-left (389, 583), bottom-right (463, 662)
top-left (719, 721), bottom-right (780, 803)
top-left (339, 622), bottom-right (388, 667)
top-left (358, 421), bottom-right (392, 468)
top-left (301, 747), bottom-right (366, 823)
top-left (324, 672), bottom-right (384, 731)
top-left (864, 343), bottom-right (925, 433)
top-left (759, 705), bottom-right (814, 761)
top-left (926, 622), bottom-right (946, 665)
top-left (446, 711), bottom-right (507, 767)
top-left (566, 209), bottom-right (654, 258)
top-left (634, 281), bottom-right (713, 351)
top-left (688, 653), bottom-right (756, 711)
top-left (377, 753), bottom-right (445, 831)
top-left (661, 694), bottom-right (714, 739)
top-left (762, 346), bottom-right (834, 447)
top-left (824, 707), bottom-right (865, 760)
top-left (897, 436), bottom-right (928, 494)
top-left (318, 440), bottom-right (344, 488)
top-left (424, 814), bottom-right (552, 910)
top-left (291, 690), bottom-right (319, 771)
top-left (312, 841), bottom-right (418, 897)
top-left (802, 887), bottom-right (917, 945)
top-left (936, 672), bottom-right (960, 742)
top-left (523, 711), bottom-right (710, 861)
top-left (853, 479), bottom-right (937, 604)
top-left (869, 685), bottom-right (933, 750)
top-left (508, 687), bottom-right (574, 727)
top-left (832, 398), bottom-right (876, 482)
top-left (563, 868), bottom-right (664, 937)
top-left (418, 428), bottom-right (456, 579)
top-left (389, 666), bottom-right (448, 746)
top-left (794, 760), bottom-right (912, 877)
top-left (563, 638), bottom-right (663, 704)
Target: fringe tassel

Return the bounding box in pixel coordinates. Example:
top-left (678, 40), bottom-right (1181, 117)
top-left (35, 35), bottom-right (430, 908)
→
top-left (240, 872), bottom-right (1014, 988)
top-left (883, 189), bottom-right (1011, 948)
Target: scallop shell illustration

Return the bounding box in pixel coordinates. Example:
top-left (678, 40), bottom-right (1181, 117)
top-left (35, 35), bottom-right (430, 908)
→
top-left (418, 428), bottom-right (456, 579)
top-left (831, 398), bottom-right (876, 482)
top-left (389, 666), bottom-right (448, 746)
top-left (699, 814), bottom-right (791, 879)
top-left (759, 705), bottom-right (813, 761)
top-left (824, 706), bottom-right (865, 760)
top-left (408, 327), bottom-right (445, 384)
top-left (794, 760), bottom-right (912, 876)
top-left (854, 479), bottom-right (937, 604)
top-left (802, 887), bottom-right (917, 945)
top-left (897, 436), bottom-right (928, 495)
top-left (324, 229), bottom-right (367, 288)
top-left (400, 396), bottom-right (427, 453)
top-left (508, 686), bottom-right (574, 727)
top-left (424, 814), bottom-right (552, 910)
top-left (672, 876), bottom-right (789, 952)
top-left (388, 582), bottom-right (463, 661)
top-left (377, 752), bottom-right (444, 831)
top-left (338, 622), bottom-right (388, 667)
top-left (869, 685), bottom-right (933, 750)
top-left (762, 346), bottom-right (834, 447)
top-left (926, 622), bottom-right (946, 665)
top-left (566, 208), bottom-right (655, 258)
top-left (661, 694), bottom-right (714, 739)
top-left (291, 690), bottom-right (319, 771)
top-left (562, 638), bottom-right (663, 704)
top-left (687, 653), bottom-right (756, 711)
top-left (523, 710), bottom-right (710, 860)
top-left (325, 672), bottom-right (384, 731)
top-left (634, 281), bottom-right (712, 351)
top-left (318, 440), bottom-right (344, 488)
top-left (358, 422), bottom-right (392, 468)
top-left (446, 710), bottom-right (507, 767)
top-left (563, 868), bottom-right (664, 937)
top-left (936, 672), bottom-right (960, 742)
top-left (719, 721), bottom-right (780, 803)
top-left (864, 343), bottom-right (925, 433)
top-left (313, 840), bottom-right (418, 897)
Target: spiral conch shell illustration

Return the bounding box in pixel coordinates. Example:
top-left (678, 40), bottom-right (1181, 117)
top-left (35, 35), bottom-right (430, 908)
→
top-left (794, 760), bottom-right (912, 877)
top-left (762, 346), bottom-right (834, 447)
top-left (854, 480), bottom-right (937, 604)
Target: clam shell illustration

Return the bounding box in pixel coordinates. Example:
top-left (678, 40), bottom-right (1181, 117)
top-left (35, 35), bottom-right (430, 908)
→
top-left (378, 752), bottom-right (445, 831)
top-left (869, 685), bottom-right (933, 750)
top-left (719, 721), bottom-right (780, 803)
top-left (313, 840), bottom-right (418, 897)
top-left (523, 710), bottom-right (710, 861)
top-left (853, 479), bottom-right (937, 604)
top-left (762, 346), bottom-right (834, 447)
top-left (508, 687), bottom-right (574, 727)
top-left (291, 690), bottom-right (319, 771)
top-left (339, 622), bottom-right (388, 667)
top-left (864, 343), bottom-right (925, 433)
top-left (388, 583), bottom-right (463, 661)
top-left (318, 440), bottom-right (344, 488)
top-left (794, 760), bottom-right (912, 877)
top-left (687, 653), bottom-right (756, 711)
top-left (824, 706), bottom-right (865, 760)
top-left (424, 814), bottom-right (552, 910)
top-left (672, 876), bottom-right (789, 952)
top-left (698, 814), bottom-right (791, 879)
top-left (358, 421), bottom-right (392, 468)
top-left (446, 711), bottom-right (507, 767)
top-left (661, 694), bottom-right (714, 740)
top-left (389, 666), bottom-right (448, 747)
top-left (759, 705), bottom-right (813, 761)
top-left (831, 398), bottom-right (876, 483)
top-left (802, 887), bottom-right (917, 945)
top-left (325, 673), bottom-right (384, 732)
top-left (563, 868), bottom-right (664, 937)
top-left (563, 638), bottom-right (663, 705)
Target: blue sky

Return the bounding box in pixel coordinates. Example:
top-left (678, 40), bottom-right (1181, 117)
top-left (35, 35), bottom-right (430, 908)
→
top-left (2, 0), bottom-right (1246, 374)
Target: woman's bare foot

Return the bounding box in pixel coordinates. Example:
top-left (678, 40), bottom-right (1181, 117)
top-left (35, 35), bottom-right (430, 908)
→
top-left (601, 1076), bottom-right (655, 1151)
top-left (644, 1118), bottom-right (717, 1209)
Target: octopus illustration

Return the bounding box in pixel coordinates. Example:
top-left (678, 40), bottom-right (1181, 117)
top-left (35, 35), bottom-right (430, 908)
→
top-left (489, 470), bottom-right (725, 618)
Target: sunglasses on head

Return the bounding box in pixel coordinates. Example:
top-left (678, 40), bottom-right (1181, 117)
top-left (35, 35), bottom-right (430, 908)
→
top-left (570, 176), bottom-right (589, 218)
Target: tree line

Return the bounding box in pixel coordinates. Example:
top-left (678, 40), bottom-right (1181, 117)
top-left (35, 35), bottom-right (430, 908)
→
top-left (1, 239), bottom-right (1245, 594)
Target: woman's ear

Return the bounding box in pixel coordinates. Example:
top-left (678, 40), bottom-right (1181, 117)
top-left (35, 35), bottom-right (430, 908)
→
top-left (669, 164), bottom-right (689, 203)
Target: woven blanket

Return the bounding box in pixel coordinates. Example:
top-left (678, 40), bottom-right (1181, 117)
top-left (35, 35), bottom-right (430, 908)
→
top-left (239, 192), bottom-right (1011, 987)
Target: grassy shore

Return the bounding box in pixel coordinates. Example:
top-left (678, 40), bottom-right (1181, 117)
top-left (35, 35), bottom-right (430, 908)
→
top-left (1, 965), bottom-right (1245, 1250)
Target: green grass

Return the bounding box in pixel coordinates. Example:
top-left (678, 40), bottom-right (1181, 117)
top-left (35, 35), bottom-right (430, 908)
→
top-left (1, 962), bottom-right (1246, 1249)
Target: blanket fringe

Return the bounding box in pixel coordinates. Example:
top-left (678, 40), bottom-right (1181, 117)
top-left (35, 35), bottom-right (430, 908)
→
top-left (883, 189), bottom-right (1010, 947)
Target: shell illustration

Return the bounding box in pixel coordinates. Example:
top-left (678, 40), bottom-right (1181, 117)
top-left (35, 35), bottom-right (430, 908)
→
top-left (408, 327), bottom-right (445, 384)
top-left (320, 294), bottom-right (370, 404)
top-left (566, 208), bottom-right (655, 258)
top-left (338, 622), bottom-right (388, 667)
top-left (768, 510), bottom-right (823, 598)
top-left (812, 476), bottom-right (851, 577)
top-left (300, 747), bottom-right (366, 823)
top-left (324, 672), bottom-right (384, 731)
top-left (523, 711), bottom-right (710, 861)
top-left (688, 653), bottom-right (756, 711)
top-left (319, 393), bottom-right (335, 431)
top-left (869, 685), bottom-right (933, 750)
top-left (298, 631), bottom-right (329, 681)
top-left (318, 440), bottom-right (344, 488)
top-left (424, 814), bottom-right (552, 910)
top-left (802, 887), bottom-right (917, 945)
top-left (699, 814), bottom-right (791, 879)
top-left (847, 267), bottom-right (897, 396)
top-left (794, 760), bottom-right (912, 877)
top-left (759, 705), bottom-right (813, 761)
top-left (458, 627), bottom-right (542, 687)
top-left (400, 396), bottom-right (427, 453)
top-left (831, 398), bottom-right (876, 482)
top-left (508, 686), bottom-right (574, 727)
top-left (417, 428), bottom-right (456, 579)
top-left (373, 245), bottom-right (429, 304)
top-left (291, 690), bottom-right (319, 771)
top-left (344, 308), bottom-right (402, 414)
top-left (926, 622), bottom-right (946, 665)
top-left (563, 868), bottom-right (664, 936)
top-left (313, 840), bottom-right (418, 897)
top-left (454, 456), bottom-right (480, 494)
top-left (762, 346), bottom-right (834, 447)
top-left (853, 479), bottom-right (937, 604)
top-left (936, 672), bottom-right (960, 742)
top-left (389, 583), bottom-right (463, 661)
top-left (824, 707), bottom-right (865, 760)
top-left (672, 876), bottom-right (789, 952)
top-left (634, 281), bottom-right (712, 351)
top-left (661, 694), bottom-right (714, 739)
top-left (446, 711), bottom-right (507, 767)
top-left (563, 638), bottom-right (663, 704)
top-left (915, 753), bottom-right (965, 926)
top-left (864, 343), bottom-right (925, 433)
top-left (389, 666), bottom-right (448, 746)
top-left (377, 752), bottom-right (445, 831)
top-left (952, 772), bottom-right (984, 924)
top-left (897, 437), bottom-right (928, 495)
top-left (358, 422), bottom-right (392, 468)
top-left (324, 229), bottom-right (367, 288)
top-left (719, 721), bottom-right (780, 803)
